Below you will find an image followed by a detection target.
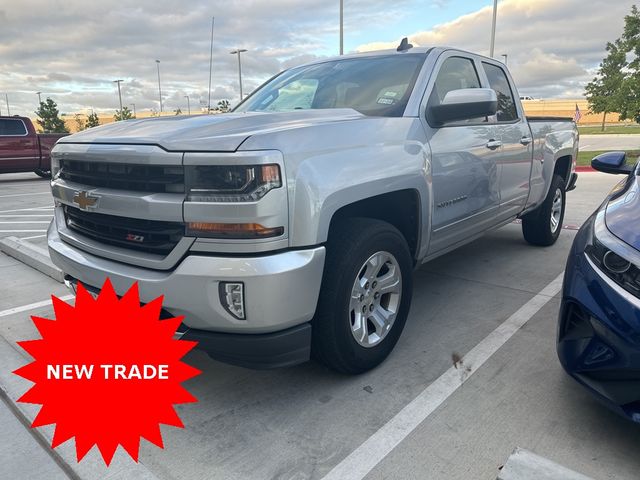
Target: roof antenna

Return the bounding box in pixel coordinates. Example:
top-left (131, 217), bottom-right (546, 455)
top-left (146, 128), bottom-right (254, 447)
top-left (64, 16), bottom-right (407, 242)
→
top-left (397, 37), bottom-right (413, 52)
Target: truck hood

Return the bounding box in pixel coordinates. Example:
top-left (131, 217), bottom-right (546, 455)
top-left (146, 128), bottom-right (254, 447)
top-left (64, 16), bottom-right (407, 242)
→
top-left (605, 174), bottom-right (640, 251)
top-left (58, 109), bottom-right (365, 152)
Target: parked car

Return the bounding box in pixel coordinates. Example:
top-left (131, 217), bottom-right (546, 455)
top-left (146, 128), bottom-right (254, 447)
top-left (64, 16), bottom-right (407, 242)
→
top-left (48, 43), bottom-right (578, 373)
top-left (0, 115), bottom-right (68, 178)
top-left (558, 151), bottom-right (640, 422)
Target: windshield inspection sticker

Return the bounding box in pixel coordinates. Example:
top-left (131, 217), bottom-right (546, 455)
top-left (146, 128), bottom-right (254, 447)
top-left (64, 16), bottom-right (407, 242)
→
top-left (13, 279), bottom-right (201, 465)
top-left (377, 98), bottom-right (395, 105)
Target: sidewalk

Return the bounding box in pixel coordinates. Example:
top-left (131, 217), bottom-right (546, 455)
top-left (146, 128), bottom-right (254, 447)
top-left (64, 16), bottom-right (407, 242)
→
top-left (0, 394), bottom-right (70, 480)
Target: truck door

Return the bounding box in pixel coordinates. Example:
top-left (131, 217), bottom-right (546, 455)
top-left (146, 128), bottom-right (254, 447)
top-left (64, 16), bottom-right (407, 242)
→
top-left (0, 118), bottom-right (38, 172)
top-left (423, 54), bottom-right (501, 254)
top-left (480, 62), bottom-right (532, 219)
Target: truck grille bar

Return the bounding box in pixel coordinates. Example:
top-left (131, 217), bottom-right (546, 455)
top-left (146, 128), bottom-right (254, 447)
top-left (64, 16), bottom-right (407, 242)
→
top-left (59, 160), bottom-right (184, 194)
top-left (64, 205), bottom-right (184, 254)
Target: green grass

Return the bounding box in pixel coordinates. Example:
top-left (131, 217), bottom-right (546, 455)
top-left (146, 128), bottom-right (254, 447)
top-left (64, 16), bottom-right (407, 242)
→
top-left (578, 124), bottom-right (640, 135)
top-left (577, 150), bottom-right (640, 166)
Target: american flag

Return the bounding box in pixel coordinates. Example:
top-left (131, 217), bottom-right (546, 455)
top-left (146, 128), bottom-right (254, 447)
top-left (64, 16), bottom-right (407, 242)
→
top-left (573, 104), bottom-right (582, 123)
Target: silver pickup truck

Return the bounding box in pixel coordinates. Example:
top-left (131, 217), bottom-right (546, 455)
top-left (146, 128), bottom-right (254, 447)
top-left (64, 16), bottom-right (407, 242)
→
top-left (48, 43), bottom-right (578, 373)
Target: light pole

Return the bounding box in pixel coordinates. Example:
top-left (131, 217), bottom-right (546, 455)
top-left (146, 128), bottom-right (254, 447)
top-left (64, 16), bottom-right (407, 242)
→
top-left (208, 16), bottom-right (215, 113)
top-left (36, 91), bottom-right (42, 105)
top-left (130, 103), bottom-right (136, 117)
top-left (501, 53), bottom-right (508, 65)
top-left (155, 60), bottom-right (163, 114)
top-left (489, 0), bottom-right (498, 57)
top-left (4, 94), bottom-right (9, 115)
top-left (230, 49), bottom-right (247, 101)
top-left (113, 79), bottom-right (124, 112)
top-left (340, 0), bottom-right (344, 55)
top-left (184, 95), bottom-right (191, 115)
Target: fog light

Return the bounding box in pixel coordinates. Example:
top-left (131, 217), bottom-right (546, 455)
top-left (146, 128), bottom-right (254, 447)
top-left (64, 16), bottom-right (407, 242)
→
top-left (219, 282), bottom-right (245, 320)
top-left (603, 250), bottom-right (631, 274)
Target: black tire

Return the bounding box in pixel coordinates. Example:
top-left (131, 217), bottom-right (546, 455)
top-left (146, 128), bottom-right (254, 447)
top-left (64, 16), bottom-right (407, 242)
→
top-left (34, 168), bottom-right (51, 179)
top-left (522, 174), bottom-right (566, 246)
top-left (312, 218), bottom-right (413, 374)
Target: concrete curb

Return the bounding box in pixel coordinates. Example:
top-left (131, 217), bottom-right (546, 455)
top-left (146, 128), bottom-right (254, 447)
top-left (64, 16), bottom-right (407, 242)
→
top-left (0, 236), bottom-right (63, 283)
top-left (497, 447), bottom-right (595, 480)
top-left (0, 331), bottom-right (161, 479)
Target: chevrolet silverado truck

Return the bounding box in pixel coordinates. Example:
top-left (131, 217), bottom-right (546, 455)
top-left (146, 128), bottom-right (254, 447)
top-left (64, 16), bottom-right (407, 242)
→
top-left (48, 44), bottom-right (578, 374)
top-left (0, 115), bottom-right (68, 178)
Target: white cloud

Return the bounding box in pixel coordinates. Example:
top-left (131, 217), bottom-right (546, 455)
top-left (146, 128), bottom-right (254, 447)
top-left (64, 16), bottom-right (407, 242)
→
top-left (1, 0), bottom-right (638, 116)
top-left (355, 0), bottom-right (637, 99)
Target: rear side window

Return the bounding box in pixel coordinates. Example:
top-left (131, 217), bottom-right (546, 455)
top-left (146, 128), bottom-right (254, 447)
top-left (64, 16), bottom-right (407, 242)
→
top-left (482, 63), bottom-right (518, 122)
top-left (0, 119), bottom-right (28, 136)
top-left (432, 56), bottom-right (480, 103)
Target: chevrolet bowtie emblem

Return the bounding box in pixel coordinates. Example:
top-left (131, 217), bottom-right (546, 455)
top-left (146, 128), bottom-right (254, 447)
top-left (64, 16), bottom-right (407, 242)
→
top-left (73, 191), bottom-right (99, 210)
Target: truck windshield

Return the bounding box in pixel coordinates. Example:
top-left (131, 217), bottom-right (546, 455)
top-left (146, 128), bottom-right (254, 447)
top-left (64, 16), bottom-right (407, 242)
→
top-left (234, 54), bottom-right (426, 117)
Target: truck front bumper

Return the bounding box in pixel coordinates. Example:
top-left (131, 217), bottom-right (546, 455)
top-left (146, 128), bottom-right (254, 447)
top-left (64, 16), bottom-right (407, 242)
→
top-left (48, 223), bottom-right (326, 368)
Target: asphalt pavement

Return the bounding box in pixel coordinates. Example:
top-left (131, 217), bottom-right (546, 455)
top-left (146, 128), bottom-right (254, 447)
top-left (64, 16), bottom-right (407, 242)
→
top-left (1, 170), bottom-right (639, 480)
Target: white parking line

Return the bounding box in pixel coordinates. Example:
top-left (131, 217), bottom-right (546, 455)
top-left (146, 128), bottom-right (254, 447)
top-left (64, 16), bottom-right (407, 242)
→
top-left (0, 230), bottom-right (47, 233)
top-left (0, 206), bottom-right (53, 214)
top-left (0, 295), bottom-right (74, 318)
top-left (0, 215), bottom-right (53, 218)
top-left (0, 192), bottom-right (51, 198)
top-left (321, 272), bottom-right (564, 480)
top-left (21, 234), bottom-right (47, 240)
top-left (0, 221), bottom-right (51, 224)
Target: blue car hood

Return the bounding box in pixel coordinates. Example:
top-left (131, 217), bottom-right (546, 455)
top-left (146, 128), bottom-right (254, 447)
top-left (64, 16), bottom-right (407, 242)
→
top-left (605, 174), bottom-right (640, 251)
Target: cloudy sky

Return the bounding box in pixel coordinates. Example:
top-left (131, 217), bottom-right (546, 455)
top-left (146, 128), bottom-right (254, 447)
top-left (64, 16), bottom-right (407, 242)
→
top-left (0, 0), bottom-right (637, 117)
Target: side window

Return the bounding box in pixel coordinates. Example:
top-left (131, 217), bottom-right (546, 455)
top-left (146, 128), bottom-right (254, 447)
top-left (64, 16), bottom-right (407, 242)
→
top-left (0, 119), bottom-right (27, 136)
top-left (262, 79), bottom-right (319, 111)
top-left (432, 56), bottom-right (481, 104)
top-left (482, 62), bottom-right (518, 122)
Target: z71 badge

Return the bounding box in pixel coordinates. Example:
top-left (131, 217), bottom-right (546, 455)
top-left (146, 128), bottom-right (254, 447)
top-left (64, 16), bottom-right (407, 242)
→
top-left (125, 233), bottom-right (145, 243)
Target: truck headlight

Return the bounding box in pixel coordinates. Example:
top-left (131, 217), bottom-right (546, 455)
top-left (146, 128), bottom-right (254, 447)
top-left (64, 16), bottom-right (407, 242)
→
top-left (185, 164), bottom-right (281, 202)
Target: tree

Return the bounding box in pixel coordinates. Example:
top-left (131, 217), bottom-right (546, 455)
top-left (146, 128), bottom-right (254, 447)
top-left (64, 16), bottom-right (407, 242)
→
top-left (114, 106), bottom-right (134, 121)
top-left (74, 114), bottom-right (86, 132)
top-left (173, 108), bottom-right (182, 115)
top-left (619, 5), bottom-right (640, 123)
top-left (217, 99), bottom-right (230, 112)
top-left (35, 98), bottom-right (69, 133)
top-left (585, 40), bottom-right (627, 131)
top-left (86, 112), bottom-right (100, 128)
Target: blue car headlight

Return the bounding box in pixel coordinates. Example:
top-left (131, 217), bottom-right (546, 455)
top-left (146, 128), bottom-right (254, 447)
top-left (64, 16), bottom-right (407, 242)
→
top-left (586, 211), bottom-right (640, 298)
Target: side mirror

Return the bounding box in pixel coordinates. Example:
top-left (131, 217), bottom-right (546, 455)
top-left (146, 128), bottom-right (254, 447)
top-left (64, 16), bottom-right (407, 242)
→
top-left (429, 88), bottom-right (497, 125)
top-left (591, 151), bottom-right (634, 175)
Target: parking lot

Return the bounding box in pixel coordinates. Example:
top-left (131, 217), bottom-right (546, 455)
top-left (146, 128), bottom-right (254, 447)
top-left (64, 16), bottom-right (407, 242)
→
top-left (1, 170), bottom-right (640, 480)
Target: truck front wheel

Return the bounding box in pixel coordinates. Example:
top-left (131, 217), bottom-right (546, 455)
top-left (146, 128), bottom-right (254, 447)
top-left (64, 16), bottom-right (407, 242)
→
top-left (521, 174), bottom-right (566, 246)
top-left (312, 218), bottom-right (413, 374)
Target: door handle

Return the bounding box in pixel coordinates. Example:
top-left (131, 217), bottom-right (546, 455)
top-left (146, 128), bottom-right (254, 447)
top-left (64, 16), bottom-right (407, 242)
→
top-left (520, 136), bottom-right (533, 145)
top-left (486, 139), bottom-right (502, 150)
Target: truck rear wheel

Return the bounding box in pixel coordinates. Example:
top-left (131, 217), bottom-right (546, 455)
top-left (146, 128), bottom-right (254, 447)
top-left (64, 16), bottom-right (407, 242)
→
top-left (521, 174), bottom-right (565, 246)
top-left (312, 218), bottom-right (413, 374)
top-left (34, 168), bottom-right (51, 179)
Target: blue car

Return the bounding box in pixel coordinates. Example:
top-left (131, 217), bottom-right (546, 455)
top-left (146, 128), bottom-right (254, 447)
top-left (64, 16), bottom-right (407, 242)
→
top-left (558, 151), bottom-right (640, 422)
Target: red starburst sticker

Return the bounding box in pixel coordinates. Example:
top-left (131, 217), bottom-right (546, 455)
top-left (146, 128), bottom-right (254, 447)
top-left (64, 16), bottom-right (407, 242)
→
top-left (13, 279), bottom-right (201, 465)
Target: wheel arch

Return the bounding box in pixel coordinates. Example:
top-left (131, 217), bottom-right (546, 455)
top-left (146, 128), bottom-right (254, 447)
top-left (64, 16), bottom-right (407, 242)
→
top-left (326, 189), bottom-right (422, 262)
